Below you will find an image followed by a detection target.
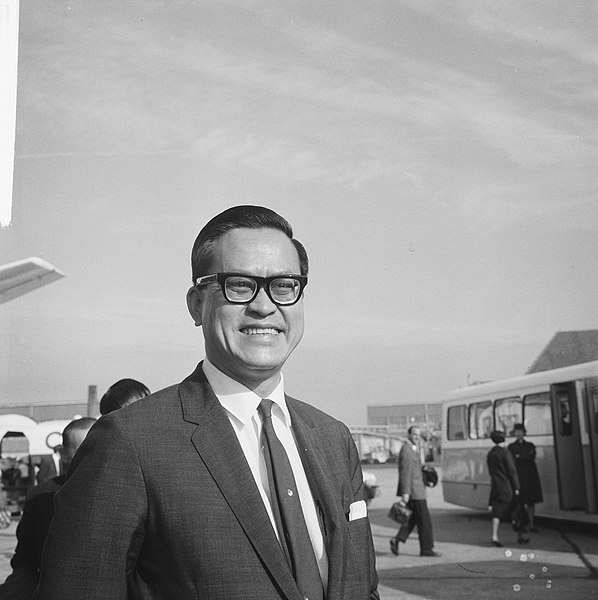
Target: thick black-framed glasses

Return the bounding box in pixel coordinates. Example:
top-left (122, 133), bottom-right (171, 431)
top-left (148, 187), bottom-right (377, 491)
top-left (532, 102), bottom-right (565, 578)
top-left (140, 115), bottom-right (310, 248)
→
top-left (195, 272), bottom-right (307, 306)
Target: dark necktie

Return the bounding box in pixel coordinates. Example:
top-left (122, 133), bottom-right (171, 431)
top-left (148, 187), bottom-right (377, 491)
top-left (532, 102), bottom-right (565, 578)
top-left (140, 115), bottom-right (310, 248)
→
top-left (258, 399), bottom-right (324, 600)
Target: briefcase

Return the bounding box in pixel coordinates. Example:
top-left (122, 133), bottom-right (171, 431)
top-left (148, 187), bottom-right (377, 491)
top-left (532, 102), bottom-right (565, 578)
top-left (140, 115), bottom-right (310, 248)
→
top-left (388, 502), bottom-right (412, 525)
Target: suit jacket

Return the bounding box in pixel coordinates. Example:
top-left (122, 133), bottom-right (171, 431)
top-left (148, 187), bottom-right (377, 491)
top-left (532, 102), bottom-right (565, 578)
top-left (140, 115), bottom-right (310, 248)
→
top-left (0, 476), bottom-right (65, 600)
top-left (396, 442), bottom-right (426, 500)
top-left (37, 364), bottom-right (379, 600)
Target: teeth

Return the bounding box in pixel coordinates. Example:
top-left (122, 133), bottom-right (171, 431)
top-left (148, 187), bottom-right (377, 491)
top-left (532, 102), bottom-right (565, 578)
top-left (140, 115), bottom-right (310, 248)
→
top-left (242, 328), bottom-right (279, 335)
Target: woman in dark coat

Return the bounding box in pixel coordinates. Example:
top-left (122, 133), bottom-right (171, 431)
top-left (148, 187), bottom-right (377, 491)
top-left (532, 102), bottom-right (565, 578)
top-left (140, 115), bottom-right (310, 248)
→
top-left (508, 423), bottom-right (543, 532)
top-left (487, 431), bottom-right (527, 546)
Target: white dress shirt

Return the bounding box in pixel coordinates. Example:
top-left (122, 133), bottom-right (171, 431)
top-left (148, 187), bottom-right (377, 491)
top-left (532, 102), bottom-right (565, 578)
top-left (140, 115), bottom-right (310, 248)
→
top-left (202, 359), bottom-right (328, 592)
top-left (52, 451), bottom-right (61, 476)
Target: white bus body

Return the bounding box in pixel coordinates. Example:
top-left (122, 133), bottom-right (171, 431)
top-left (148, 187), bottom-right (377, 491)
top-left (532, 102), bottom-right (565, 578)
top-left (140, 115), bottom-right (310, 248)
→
top-left (441, 361), bottom-right (598, 524)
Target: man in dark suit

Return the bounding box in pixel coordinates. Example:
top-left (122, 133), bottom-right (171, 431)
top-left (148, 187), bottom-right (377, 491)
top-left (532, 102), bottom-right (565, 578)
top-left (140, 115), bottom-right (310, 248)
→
top-left (390, 425), bottom-right (441, 557)
top-left (35, 450), bottom-right (61, 486)
top-left (0, 418), bottom-right (96, 599)
top-left (37, 206), bottom-right (379, 600)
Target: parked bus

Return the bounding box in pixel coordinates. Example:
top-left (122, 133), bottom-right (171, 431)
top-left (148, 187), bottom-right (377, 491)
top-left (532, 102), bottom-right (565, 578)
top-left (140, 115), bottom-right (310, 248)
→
top-left (441, 360), bottom-right (598, 524)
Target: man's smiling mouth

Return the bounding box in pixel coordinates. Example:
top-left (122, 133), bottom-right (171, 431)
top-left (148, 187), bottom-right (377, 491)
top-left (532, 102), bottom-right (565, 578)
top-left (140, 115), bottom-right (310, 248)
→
top-left (241, 327), bottom-right (281, 335)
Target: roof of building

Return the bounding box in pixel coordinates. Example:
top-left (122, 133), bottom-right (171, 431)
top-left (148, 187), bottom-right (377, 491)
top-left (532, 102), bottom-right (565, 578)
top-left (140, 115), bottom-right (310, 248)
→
top-left (526, 330), bottom-right (598, 373)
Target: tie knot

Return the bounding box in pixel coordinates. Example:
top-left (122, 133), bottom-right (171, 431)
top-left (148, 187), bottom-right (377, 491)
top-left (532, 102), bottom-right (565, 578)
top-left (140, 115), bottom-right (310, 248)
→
top-left (258, 398), bottom-right (274, 420)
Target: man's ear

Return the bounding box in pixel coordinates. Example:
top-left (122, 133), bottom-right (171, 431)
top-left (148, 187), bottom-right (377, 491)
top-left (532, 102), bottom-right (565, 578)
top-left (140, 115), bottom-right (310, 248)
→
top-left (186, 286), bottom-right (203, 327)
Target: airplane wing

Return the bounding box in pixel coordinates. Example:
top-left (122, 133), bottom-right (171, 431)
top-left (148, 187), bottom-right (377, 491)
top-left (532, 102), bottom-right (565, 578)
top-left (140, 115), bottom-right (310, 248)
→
top-left (0, 257), bottom-right (65, 304)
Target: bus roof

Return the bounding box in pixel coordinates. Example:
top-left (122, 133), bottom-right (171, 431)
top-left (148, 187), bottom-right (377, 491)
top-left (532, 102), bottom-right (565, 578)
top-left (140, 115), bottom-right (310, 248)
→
top-left (444, 360), bottom-right (598, 403)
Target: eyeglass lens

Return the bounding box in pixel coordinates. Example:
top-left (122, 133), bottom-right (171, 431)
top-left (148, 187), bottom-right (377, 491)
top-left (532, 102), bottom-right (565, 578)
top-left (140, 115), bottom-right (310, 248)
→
top-left (224, 276), bottom-right (300, 304)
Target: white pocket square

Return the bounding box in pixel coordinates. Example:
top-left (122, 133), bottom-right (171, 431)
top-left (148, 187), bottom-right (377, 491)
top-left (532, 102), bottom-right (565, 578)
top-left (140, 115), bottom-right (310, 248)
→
top-left (349, 500), bottom-right (367, 521)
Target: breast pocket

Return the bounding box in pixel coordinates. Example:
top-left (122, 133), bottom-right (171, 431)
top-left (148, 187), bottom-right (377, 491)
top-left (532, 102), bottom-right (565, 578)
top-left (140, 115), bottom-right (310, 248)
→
top-left (347, 514), bottom-right (370, 549)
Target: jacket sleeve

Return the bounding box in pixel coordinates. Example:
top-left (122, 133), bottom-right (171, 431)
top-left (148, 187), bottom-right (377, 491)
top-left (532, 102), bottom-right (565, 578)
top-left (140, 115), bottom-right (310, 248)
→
top-left (36, 414), bottom-right (147, 600)
top-left (397, 445), bottom-right (414, 496)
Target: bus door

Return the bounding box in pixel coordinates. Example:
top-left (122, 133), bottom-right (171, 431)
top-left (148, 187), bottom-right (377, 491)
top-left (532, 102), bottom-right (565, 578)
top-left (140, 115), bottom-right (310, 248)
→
top-left (583, 377), bottom-right (598, 513)
top-left (550, 382), bottom-right (587, 510)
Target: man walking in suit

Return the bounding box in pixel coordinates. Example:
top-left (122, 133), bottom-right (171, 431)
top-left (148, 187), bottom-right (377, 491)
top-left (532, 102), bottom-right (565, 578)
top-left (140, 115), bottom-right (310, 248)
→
top-left (37, 206), bottom-right (379, 600)
top-left (390, 425), bottom-right (441, 557)
top-left (0, 418), bottom-right (96, 599)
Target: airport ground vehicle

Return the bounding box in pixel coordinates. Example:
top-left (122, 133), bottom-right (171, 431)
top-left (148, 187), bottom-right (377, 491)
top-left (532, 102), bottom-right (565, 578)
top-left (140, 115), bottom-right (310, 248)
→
top-left (441, 361), bottom-right (598, 524)
top-left (0, 415), bottom-right (71, 513)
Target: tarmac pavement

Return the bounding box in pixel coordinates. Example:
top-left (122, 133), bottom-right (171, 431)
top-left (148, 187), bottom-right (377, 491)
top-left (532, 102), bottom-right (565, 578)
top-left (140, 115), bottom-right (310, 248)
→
top-left (367, 463), bottom-right (598, 600)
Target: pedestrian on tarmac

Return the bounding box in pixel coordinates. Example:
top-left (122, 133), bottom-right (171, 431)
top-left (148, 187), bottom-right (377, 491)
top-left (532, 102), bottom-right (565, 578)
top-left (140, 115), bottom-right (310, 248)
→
top-left (390, 425), bottom-right (441, 557)
top-left (37, 205), bottom-right (379, 600)
top-left (487, 430), bottom-right (528, 547)
top-left (508, 423), bottom-right (543, 533)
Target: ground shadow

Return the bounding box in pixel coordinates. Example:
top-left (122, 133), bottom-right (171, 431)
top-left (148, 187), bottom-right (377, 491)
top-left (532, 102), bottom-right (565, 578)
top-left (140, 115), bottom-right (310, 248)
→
top-left (378, 559), bottom-right (590, 600)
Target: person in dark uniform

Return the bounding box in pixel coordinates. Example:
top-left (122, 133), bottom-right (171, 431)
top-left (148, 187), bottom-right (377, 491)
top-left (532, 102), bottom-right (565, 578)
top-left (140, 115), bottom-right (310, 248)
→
top-left (508, 423), bottom-right (543, 532)
top-left (487, 430), bottom-right (528, 547)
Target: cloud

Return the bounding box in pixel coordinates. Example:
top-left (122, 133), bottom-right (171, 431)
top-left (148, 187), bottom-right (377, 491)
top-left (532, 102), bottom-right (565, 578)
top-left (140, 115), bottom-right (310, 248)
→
top-left (188, 125), bottom-right (325, 182)
top-left (399, 0), bottom-right (597, 63)
top-left (16, 1), bottom-right (597, 212)
top-left (303, 308), bottom-right (529, 349)
top-left (463, 3), bottom-right (598, 67)
top-left (453, 190), bottom-right (598, 232)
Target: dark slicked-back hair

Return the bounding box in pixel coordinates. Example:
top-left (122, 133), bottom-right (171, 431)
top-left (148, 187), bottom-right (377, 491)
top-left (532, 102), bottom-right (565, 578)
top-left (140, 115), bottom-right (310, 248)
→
top-left (100, 379), bottom-right (150, 415)
top-left (191, 205), bottom-right (309, 282)
top-left (62, 418), bottom-right (97, 449)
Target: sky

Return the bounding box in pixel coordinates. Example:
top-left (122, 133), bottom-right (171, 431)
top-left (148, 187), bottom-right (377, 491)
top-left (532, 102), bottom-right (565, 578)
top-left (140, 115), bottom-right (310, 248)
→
top-left (1, 0), bottom-right (597, 426)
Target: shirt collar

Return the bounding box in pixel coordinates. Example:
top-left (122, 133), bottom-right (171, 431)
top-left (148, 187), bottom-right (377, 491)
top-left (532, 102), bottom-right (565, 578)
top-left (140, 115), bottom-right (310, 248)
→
top-left (202, 359), bottom-right (290, 426)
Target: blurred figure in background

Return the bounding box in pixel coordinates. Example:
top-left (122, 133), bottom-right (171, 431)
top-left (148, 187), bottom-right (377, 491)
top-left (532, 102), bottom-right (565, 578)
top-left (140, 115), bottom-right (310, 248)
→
top-left (390, 426), bottom-right (441, 557)
top-left (36, 446), bottom-right (62, 485)
top-left (508, 423), bottom-right (543, 533)
top-left (99, 378), bottom-right (150, 416)
top-left (487, 430), bottom-right (527, 547)
top-left (362, 471), bottom-right (379, 506)
top-left (0, 418), bottom-right (96, 600)
top-left (0, 501), bottom-right (11, 529)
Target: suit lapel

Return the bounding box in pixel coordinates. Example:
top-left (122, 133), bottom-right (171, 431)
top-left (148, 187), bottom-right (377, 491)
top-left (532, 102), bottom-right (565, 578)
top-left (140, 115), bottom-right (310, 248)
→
top-left (288, 399), bottom-right (350, 600)
top-left (179, 365), bottom-right (301, 600)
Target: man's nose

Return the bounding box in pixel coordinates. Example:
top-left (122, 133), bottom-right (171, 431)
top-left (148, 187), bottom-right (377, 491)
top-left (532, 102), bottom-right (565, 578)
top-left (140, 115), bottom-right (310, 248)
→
top-left (247, 286), bottom-right (276, 314)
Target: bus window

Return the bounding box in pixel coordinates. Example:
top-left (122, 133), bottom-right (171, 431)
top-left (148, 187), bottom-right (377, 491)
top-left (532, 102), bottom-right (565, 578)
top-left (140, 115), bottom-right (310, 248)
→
top-left (447, 405), bottom-right (467, 440)
top-left (494, 396), bottom-right (522, 436)
top-left (523, 392), bottom-right (552, 435)
top-left (556, 391), bottom-right (573, 436)
top-left (469, 401), bottom-right (493, 439)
